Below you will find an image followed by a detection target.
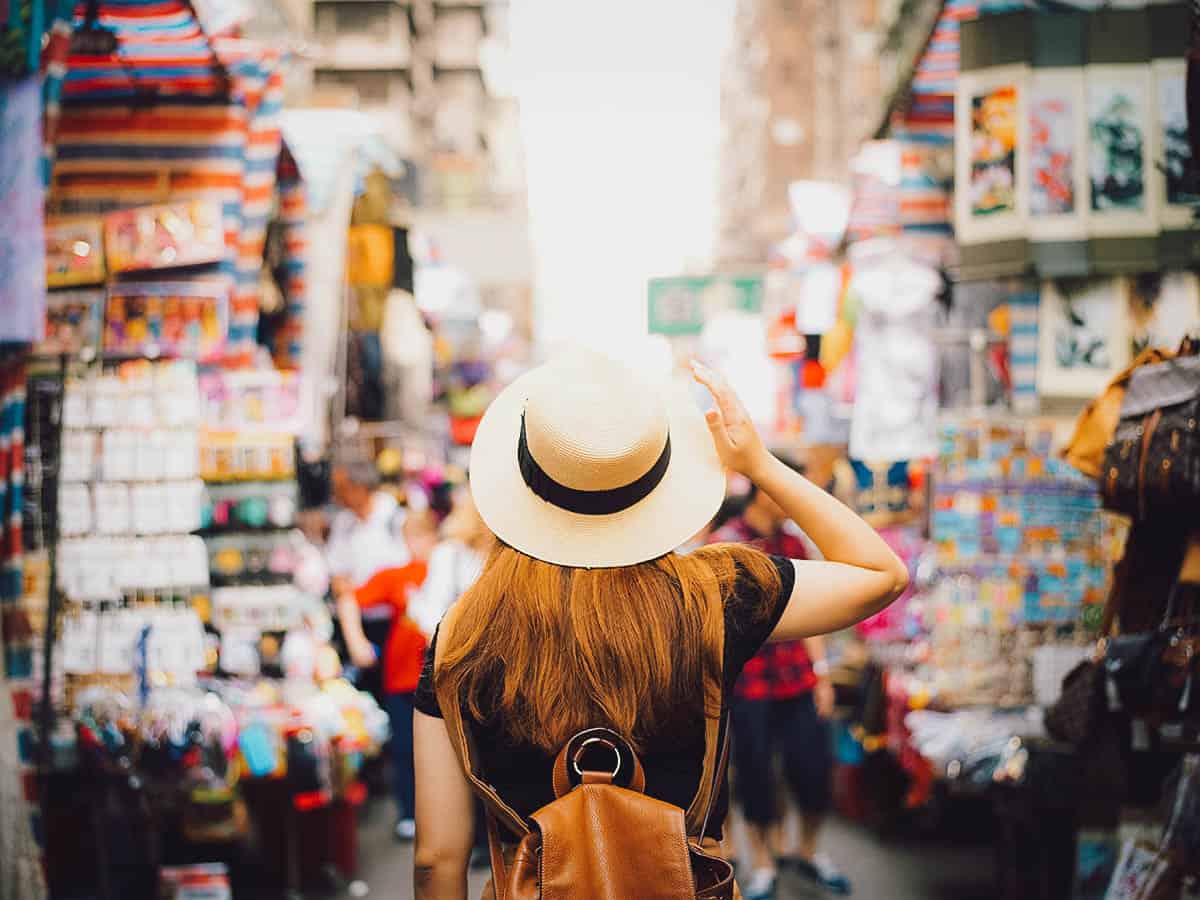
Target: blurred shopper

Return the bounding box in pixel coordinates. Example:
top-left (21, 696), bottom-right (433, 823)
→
top-left (410, 353), bottom-right (906, 899)
top-left (409, 486), bottom-right (492, 639)
top-left (337, 510), bottom-right (438, 841)
top-left (710, 457), bottom-right (850, 899)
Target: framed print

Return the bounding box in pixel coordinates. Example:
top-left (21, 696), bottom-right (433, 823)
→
top-left (1028, 70), bottom-right (1088, 241)
top-left (1037, 277), bottom-right (1132, 398)
top-left (956, 67), bottom-right (1029, 248)
top-left (1127, 272), bottom-right (1200, 356)
top-left (1086, 66), bottom-right (1157, 237)
top-left (1153, 59), bottom-right (1196, 229)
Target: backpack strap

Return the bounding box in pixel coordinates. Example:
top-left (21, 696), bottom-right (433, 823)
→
top-left (433, 631), bottom-right (530, 839)
top-left (685, 590), bottom-right (730, 838)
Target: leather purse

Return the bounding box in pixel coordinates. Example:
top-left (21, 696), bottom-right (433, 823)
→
top-left (1105, 585), bottom-right (1198, 719)
top-left (1044, 658), bottom-right (1107, 746)
top-left (1100, 352), bottom-right (1200, 525)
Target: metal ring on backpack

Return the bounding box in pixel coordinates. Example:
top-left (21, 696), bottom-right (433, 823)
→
top-left (571, 736), bottom-right (622, 779)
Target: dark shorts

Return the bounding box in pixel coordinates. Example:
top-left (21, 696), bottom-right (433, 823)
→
top-left (731, 692), bottom-right (833, 825)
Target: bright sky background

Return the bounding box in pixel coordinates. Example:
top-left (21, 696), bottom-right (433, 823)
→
top-left (509, 0), bottom-right (735, 358)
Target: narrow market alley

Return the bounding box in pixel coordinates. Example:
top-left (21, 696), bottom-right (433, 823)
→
top-left (354, 810), bottom-right (996, 900)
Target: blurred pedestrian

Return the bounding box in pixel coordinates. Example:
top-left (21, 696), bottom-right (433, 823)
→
top-left (409, 486), bottom-right (492, 639)
top-left (410, 353), bottom-right (906, 898)
top-left (710, 457), bottom-right (850, 899)
top-left (337, 509), bottom-right (439, 841)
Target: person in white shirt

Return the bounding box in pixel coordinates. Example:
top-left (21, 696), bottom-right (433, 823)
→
top-left (409, 487), bottom-right (492, 639)
top-left (327, 455), bottom-right (411, 589)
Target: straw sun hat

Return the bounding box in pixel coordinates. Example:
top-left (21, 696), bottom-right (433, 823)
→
top-left (469, 350), bottom-right (726, 568)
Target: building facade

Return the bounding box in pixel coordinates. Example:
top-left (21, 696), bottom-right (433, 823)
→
top-left (308, 0), bottom-right (527, 214)
top-left (716, 0), bottom-right (922, 269)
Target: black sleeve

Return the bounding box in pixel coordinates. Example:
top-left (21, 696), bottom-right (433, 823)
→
top-left (722, 554), bottom-right (795, 692)
top-left (413, 626), bottom-right (443, 718)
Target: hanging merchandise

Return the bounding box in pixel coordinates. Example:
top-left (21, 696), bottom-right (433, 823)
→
top-left (1085, 10), bottom-right (1157, 271)
top-left (1028, 13), bottom-right (1089, 278)
top-left (956, 5), bottom-right (1194, 280)
top-left (956, 12), bottom-right (1029, 280)
top-left (44, 217), bottom-right (105, 288)
top-left (1154, 58), bottom-right (1197, 268)
top-left (103, 202), bottom-right (225, 275)
top-left (1099, 346), bottom-right (1200, 527)
top-left (104, 281), bottom-right (231, 363)
top-left (1037, 277), bottom-right (1132, 400)
top-left (847, 240), bottom-right (940, 463)
top-left (380, 290), bottom-right (434, 430)
top-left (0, 76), bottom-right (47, 343)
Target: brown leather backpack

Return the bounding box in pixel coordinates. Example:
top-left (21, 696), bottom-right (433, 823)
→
top-left (437, 659), bottom-right (737, 899)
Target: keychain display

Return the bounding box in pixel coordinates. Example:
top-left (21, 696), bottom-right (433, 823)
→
top-left (207, 533), bottom-right (299, 586)
top-left (200, 481), bottom-right (298, 533)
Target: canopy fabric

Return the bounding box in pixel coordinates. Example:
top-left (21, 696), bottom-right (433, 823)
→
top-left (50, 2), bottom-right (289, 365)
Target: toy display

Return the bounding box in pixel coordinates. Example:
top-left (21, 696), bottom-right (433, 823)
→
top-left (104, 280), bottom-right (229, 362)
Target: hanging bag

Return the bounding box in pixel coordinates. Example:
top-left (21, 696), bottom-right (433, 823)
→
top-left (1100, 350), bottom-right (1200, 526)
top-left (1105, 584), bottom-right (1199, 721)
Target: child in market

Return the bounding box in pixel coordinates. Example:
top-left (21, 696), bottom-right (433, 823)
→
top-left (335, 509), bottom-right (438, 841)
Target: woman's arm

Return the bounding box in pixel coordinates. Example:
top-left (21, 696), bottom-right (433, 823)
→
top-left (413, 711), bottom-right (474, 900)
top-left (334, 579), bottom-right (377, 670)
top-left (692, 362), bottom-right (908, 640)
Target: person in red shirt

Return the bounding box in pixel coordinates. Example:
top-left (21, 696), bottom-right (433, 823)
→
top-left (336, 511), bottom-right (437, 841)
top-left (709, 457), bottom-right (849, 899)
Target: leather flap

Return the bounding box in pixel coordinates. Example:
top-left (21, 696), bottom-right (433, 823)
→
top-left (1120, 355), bottom-right (1200, 419)
top-left (533, 785), bottom-right (695, 900)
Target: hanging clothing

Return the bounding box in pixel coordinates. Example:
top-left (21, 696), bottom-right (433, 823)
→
top-left (0, 674), bottom-right (46, 900)
top-left (380, 290), bottom-right (434, 429)
top-left (0, 76), bottom-right (46, 343)
top-left (848, 251), bottom-right (940, 463)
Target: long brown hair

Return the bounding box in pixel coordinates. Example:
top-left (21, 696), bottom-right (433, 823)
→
top-left (436, 542), bottom-right (781, 753)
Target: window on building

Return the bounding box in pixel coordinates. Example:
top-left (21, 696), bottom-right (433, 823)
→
top-left (334, 4), bottom-right (391, 36)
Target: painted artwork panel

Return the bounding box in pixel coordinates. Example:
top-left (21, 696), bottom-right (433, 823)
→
top-left (1159, 70), bottom-right (1194, 206)
top-left (1030, 91), bottom-right (1076, 216)
top-left (1088, 80), bottom-right (1147, 212)
top-left (970, 85), bottom-right (1019, 217)
top-left (1037, 278), bottom-right (1131, 398)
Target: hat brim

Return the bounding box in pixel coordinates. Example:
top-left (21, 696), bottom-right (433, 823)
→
top-left (469, 366), bottom-right (727, 568)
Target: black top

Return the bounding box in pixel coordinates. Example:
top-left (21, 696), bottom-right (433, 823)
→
top-left (412, 553), bottom-right (796, 838)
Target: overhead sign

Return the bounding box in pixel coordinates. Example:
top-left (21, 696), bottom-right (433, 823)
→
top-left (647, 276), bottom-right (764, 336)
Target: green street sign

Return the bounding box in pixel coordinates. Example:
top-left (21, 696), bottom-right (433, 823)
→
top-left (647, 276), bottom-right (764, 336)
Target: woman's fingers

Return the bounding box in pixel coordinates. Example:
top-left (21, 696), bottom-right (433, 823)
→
top-left (690, 361), bottom-right (741, 426)
top-left (704, 405), bottom-right (736, 458)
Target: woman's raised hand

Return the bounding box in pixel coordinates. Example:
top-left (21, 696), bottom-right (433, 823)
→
top-left (691, 360), bottom-right (769, 479)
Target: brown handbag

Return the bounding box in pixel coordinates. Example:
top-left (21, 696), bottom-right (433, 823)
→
top-left (436, 635), bottom-right (736, 899)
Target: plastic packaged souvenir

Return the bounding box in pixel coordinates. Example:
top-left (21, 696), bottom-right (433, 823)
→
top-left (104, 281), bottom-right (230, 363)
top-left (36, 290), bottom-right (104, 356)
top-left (45, 218), bottom-right (106, 287)
top-left (103, 201), bottom-right (224, 274)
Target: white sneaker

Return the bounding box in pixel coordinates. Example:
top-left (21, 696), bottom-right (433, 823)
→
top-left (743, 867), bottom-right (776, 900)
top-left (394, 818), bottom-right (416, 841)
